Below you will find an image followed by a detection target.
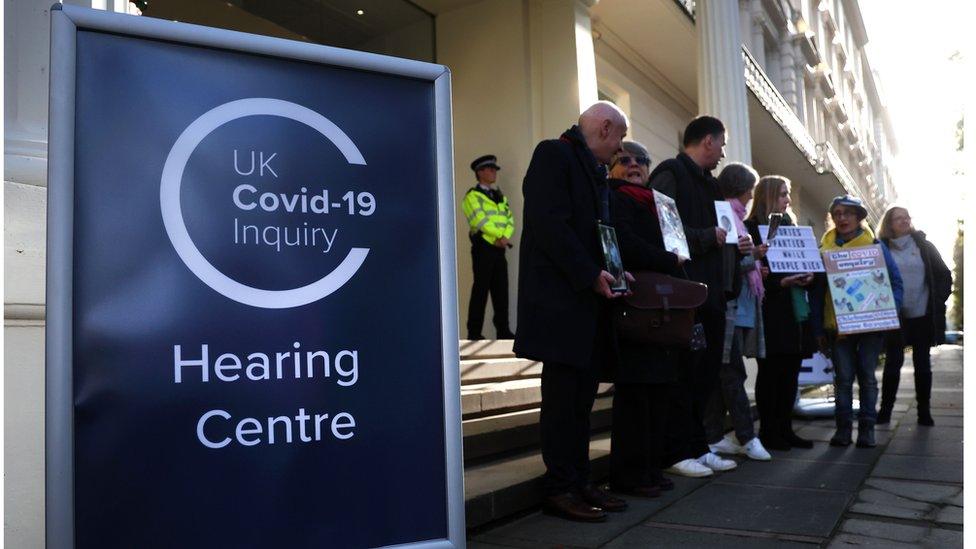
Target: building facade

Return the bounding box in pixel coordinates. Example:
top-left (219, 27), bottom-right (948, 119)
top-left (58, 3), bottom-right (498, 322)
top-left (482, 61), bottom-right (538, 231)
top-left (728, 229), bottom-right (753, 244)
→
top-left (4, 0), bottom-right (897, 544)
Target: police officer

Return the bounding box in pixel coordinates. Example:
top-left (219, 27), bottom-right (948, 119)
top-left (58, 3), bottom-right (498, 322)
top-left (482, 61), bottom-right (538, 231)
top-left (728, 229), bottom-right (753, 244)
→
top-left (462, 155), bottom-right (515, 340)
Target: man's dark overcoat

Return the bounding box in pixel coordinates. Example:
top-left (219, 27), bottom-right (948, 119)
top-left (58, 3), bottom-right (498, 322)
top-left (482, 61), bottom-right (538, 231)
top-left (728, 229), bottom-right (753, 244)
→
top-left (513, 126), bottom-right (613, 369)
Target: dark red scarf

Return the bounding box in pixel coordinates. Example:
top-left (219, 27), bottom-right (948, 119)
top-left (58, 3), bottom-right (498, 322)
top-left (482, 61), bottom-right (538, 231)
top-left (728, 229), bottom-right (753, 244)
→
top-left (616, 183), bottom-right (656, 215)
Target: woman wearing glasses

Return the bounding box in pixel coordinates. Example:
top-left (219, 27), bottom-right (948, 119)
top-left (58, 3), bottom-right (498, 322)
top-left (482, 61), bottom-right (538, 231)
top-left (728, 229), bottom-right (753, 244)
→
top-left (875, 206), bottom-right (952, 426)
top-left (605, 141), bottom-right (698, 496)
top-left (810, 195), bottom-right (903, 448)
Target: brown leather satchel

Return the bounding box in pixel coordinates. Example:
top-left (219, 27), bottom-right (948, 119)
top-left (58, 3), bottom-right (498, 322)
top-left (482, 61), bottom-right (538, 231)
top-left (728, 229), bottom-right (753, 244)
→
top-left (616, 271), bottom-right (708, 347)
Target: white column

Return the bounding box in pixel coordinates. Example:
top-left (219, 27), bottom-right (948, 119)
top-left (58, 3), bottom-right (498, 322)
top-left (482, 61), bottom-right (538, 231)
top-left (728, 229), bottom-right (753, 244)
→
top-left (780, 38), bottom-right (799, 112)
top-left (530, 0), bottom-right (599, 141)
top-left (5, 2), bottom-right (131, 546)
top-left (697, 0), bottom-right (752, 166)
top-left (749, 0), bottom-right (765, 69)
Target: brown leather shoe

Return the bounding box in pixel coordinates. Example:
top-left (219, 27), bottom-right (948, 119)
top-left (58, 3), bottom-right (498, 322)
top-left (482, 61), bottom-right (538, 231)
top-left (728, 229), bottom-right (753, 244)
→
top-left (580, 484), bottom-right (628, 512)
top-left (542, 493), bottom-right (607, 522)
top-left (609, 483), bottom-right (661, 498)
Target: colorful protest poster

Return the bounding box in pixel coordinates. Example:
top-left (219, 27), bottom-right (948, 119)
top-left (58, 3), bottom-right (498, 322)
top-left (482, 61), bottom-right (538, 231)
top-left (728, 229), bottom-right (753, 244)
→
top-left (822, 244), bottom-right (900, 334)
top-left (654, 190), bottom-right (690, 261)
top-left (759, 225), bottom-right (825, 273)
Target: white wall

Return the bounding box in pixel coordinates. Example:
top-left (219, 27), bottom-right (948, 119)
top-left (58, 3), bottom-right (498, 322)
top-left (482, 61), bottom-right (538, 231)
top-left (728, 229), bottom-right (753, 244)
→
top-left (594, 47), bottom-right (693, 168)
top-left (437, 0), bottom-right (598, 337)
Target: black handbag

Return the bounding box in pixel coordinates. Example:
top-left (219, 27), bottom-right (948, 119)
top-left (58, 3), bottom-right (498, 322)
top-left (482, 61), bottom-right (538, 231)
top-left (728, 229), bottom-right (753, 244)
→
top-left (616, 271), bottom-right (707, 347)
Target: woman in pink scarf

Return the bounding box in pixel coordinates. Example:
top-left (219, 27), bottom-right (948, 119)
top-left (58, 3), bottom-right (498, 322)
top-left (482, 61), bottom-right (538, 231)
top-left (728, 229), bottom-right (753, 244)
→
top-left (702, 163), bottom-right (773, 462)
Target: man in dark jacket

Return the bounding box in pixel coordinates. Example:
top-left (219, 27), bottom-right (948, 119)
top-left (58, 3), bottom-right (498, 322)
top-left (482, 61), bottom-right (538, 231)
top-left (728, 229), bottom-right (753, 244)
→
top-left (649, 115), bottom-right (749, 476)
top-left (514, 101), bottom-right (631, 522)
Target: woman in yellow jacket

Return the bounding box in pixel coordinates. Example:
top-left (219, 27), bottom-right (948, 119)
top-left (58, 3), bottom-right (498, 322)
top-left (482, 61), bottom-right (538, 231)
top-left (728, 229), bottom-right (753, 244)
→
top-left (809, 196), bottom-right (903, 449)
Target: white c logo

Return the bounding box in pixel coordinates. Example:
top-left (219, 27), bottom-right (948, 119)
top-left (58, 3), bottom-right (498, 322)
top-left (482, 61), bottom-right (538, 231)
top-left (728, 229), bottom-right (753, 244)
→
top-left (160, 98), bottom-right (369, 309)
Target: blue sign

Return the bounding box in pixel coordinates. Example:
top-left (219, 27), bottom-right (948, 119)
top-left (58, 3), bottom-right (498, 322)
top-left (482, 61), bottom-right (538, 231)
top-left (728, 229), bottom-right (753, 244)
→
top-left (47, 7), bottom-right (463, 548)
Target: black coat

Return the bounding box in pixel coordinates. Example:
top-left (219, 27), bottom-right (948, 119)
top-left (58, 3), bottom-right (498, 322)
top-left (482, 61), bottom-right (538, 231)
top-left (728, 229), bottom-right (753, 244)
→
top-left (606, 179), bottom-right (682, 384)
top-left (881, 231), bottom-right (953, 345)
top-left (648, 153), bottom-right (726, 313)
top-left (745, 217), bottom-right (816, 357)
top-left (513, 126), bottom-right (614, 369)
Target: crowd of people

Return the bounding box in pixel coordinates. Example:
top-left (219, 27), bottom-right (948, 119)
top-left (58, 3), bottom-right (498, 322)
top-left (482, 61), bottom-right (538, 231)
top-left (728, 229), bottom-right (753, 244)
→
top-left (464, 101), bottom-right (952, 523)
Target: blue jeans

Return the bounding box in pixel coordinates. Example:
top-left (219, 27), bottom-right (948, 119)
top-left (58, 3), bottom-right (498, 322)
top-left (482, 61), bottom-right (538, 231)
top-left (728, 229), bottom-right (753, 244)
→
top-left (832, 333), bottom-right (884, 426)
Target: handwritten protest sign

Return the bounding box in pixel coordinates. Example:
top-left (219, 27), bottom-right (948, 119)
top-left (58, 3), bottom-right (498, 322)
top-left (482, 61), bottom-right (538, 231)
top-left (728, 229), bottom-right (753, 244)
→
top-left (822, 244), bottom-right (900, 335)
top-left (759, 225), bottom-right (825, 273)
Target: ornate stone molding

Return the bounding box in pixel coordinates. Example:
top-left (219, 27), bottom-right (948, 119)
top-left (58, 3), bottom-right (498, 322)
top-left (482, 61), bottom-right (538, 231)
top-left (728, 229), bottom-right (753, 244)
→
top-left (742, 46), bottom-right (817, 166)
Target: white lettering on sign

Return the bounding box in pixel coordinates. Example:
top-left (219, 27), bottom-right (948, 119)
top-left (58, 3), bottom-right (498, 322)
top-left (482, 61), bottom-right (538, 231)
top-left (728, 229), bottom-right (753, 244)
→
top-left (196, 407), bottom-right (357, 448)
top-left (160, 98), bottom-right (372, 309)
top-left (174, 343), bottom-right (359, 387)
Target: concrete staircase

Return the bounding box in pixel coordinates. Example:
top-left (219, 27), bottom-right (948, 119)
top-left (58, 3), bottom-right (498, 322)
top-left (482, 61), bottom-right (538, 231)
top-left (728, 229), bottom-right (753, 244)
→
top-left (459, 340), bottom-right (614, 529)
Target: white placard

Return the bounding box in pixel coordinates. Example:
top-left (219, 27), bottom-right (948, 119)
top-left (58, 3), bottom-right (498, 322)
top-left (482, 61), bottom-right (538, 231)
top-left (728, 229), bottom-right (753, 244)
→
top-left (714, 201), bottom-right (739, 243)
top-left (798, 352), bottom-right (833, 386)
top-left (759, 224), bottom-right (825, 272)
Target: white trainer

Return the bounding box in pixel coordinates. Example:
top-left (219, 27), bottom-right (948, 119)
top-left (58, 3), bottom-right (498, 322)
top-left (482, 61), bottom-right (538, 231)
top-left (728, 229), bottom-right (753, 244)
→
top-left (664, 458), bottom-right (714, 478)
top-left (739, 437), bottom-right (772, 461)
top-left (708, 433), bottom-right (742, 456)
top-left (697, 452), bottom-right (737, 472)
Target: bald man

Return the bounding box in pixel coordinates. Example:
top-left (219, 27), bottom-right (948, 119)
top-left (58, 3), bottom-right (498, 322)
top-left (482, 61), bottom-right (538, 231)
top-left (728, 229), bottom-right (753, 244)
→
top-left (514, 101), bottom-right (632, 522)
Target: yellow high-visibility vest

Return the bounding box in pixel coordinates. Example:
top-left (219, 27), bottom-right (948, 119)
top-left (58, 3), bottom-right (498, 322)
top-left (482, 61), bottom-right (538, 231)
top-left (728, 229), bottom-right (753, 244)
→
top-left (462, 187), bottom-right (514, 245)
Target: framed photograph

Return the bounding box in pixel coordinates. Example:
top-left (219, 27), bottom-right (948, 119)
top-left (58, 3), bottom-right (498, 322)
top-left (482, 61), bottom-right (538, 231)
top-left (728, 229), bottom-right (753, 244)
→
top-left (597, 223), bottom-right (629, 293)
top-left (653, 190), bottom-right (690, 261)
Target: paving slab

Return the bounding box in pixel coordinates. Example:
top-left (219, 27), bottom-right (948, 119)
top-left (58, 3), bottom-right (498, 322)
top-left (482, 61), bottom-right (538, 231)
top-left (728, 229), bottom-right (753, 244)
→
top-left (929, 407), bottom-right (964, 417)
top-left (838, 518), bottom-right (962, 545)
top-left (467, 542), bottom-right (519, 549)
top-left (850, 488), bottom-right (934, 520)
top-left (719, 457), bottom-right (871, 492)
top-left (884, 436), bottom-right (963, 459)
top-left (920, 415), bottom-right (963, 427)
top-left (649, 482), bottom-right (850, 538)
top-left (848, 502), bottom-right (928, 521)
top-left (472, 477), bottom-right (706, 549)
top-left (871, 454), bottom-right (963, 483)
top-left (765, 442), bottom-right (884, 465)
top-left (840, 518), bottom-right (928, 543)
top-left (828, 533), bottom-right (918, 548)
top-left (862, 478), bottom-right (961, 504)
top-left (892, 424), bottom-right (962, 440)
top-left (946, 490), bottom-right (964, 507)
top-left (604, 524), bottom-right (815, 548)
top-left (934, 505), bottom-right (963, 526)
top-left (793, 425), bottom-right (893, 446)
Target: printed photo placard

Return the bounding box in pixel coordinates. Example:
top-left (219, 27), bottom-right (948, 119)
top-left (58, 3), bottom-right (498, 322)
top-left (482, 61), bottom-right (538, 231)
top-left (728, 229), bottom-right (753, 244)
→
top-left (654, 190), bottom-right (690, 261)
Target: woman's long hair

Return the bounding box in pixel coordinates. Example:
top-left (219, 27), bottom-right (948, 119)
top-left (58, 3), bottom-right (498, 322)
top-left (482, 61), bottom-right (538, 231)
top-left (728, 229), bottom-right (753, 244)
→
top-left (876, 205), bottom-right (914, 241)
top-left (746, 175), bottom-right (793, 224)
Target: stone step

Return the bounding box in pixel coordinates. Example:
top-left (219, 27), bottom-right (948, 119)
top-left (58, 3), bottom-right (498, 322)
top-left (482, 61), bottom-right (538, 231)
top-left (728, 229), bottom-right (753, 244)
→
top-left (460, 357), bottom-right (541, 385)
top-left (462, 379), bottom-right (614, 418)
top-left (459, 339), bottom-right (515, 360)
top-left (464, 432), bottom-right (612, 529)
top-left (462, 396), bottom-right (614, 463)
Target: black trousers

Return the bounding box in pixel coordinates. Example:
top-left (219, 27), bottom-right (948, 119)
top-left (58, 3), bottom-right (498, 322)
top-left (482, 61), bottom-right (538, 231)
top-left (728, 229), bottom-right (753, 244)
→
top-left (610, 383), bottom-right (669, 489)
top-left (466, 237), bottom-right (510, 339)
top-left (540, 362), bottom-right (599, 495)
top-left (663, 310), bottom-right (723, 465)
top-left (755, 354), bottom-right (802, 443)
top-left (882, 316), bottom-right (933, 413)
